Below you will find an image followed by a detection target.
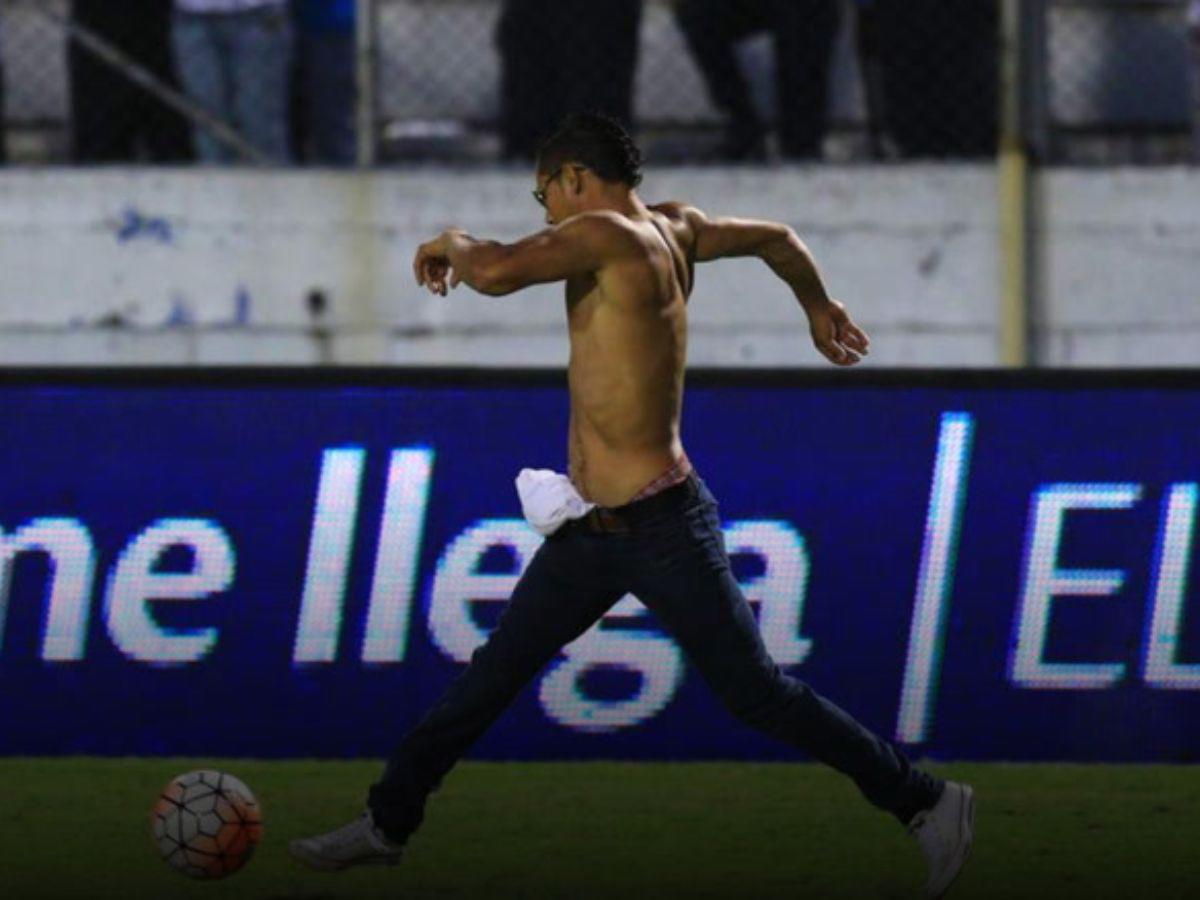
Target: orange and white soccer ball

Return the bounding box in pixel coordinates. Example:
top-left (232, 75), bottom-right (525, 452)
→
top-left (151, 770), bottom-right (263, 878)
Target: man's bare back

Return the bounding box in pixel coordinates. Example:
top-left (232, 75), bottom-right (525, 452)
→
top-left (413, 163), bottom-right (869, 507)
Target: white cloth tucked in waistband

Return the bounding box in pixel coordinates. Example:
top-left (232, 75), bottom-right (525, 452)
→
top-left (515, 468), bottom-right (596, 536)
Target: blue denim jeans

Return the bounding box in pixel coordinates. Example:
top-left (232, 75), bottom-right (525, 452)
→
top-left (173, 6), bottom-right (293, 163)
top-left (293, 31), bottom-right (355, 165)
top-left (369, 474), bottom-right (943, 843)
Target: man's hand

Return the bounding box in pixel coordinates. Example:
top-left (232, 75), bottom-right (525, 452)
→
top-left (807, 299), bottom-right (870, 366)
top-left (413, 231), bottom-right (464, 297)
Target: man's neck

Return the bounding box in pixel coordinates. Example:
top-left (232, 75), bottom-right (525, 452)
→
top-left (583, 187), bottom-right (646, 220)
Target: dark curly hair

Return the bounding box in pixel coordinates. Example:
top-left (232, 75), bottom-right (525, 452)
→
top-left (536, 113), bottom-right (643, 188)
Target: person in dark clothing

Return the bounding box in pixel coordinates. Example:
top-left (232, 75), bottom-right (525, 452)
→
top-left (0, 50), bottom-right (6, 165)
top-left (496, 0), bottom-right (642, 160)
top-left (868, 0), bottom-right (998, 158)
top-left (0, 6), bottom-right (6, 166)
top-left (675, 0), bottom-right (841, 160)
top-left (290, 0), bottom-right (356, 165)
top-left (1191, 0), bottom-right (1200, 161)
top-left (69, 0), bottom-right (193, 162)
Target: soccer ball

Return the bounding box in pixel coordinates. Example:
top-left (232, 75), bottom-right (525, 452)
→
top-left (150, 769), bottom-right (263, 878)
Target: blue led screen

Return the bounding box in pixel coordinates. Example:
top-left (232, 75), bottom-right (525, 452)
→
top-left (0, 372), bottom-right (1197, 761)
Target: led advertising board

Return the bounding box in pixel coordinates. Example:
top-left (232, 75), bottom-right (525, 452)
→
top-left (0, 371), bottom-right (1196, 761)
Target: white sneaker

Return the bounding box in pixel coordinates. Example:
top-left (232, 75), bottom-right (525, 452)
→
top-left (288, 810), bottom-right (403, 872)
top-left (908, 781), bottom-right (975, 898)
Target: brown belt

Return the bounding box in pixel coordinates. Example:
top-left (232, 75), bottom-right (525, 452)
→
top-left (574, 472), bottom-right (701, 535)
top-left (579, 506), bottom-right (632, 534)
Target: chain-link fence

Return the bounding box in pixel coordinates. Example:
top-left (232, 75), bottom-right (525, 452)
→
top-left (0, 0), bottom-right (351, 165)
top-left (1038, 0), bottom-right (1198, 162)
top-left (0, 0), bottom-right (1196, 165)
top-left (372, 0), bottom-right (998, 161)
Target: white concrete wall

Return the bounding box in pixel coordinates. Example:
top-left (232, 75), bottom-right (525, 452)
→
top-left (0, 165), bottom-right (1194, 367)
top-left (1038, 168), bottom-right (1200, 365)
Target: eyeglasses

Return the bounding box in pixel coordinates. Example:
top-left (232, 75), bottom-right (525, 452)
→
top-left (532, 166), bottom-right (565, 207)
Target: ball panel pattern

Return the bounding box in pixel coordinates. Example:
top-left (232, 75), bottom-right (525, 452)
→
top-left (150, 769), bottom-right (263, 880)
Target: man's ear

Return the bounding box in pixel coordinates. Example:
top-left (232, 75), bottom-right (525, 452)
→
top-left (566, 165), bottom-right (585, 198)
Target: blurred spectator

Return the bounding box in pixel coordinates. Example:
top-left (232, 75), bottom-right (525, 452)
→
top-left (290, 0), bottom-right (356, 166)
top-left (1190, 0), bottom-right (1200, 161)
top-left (674, 0), bottom-right (841, 161)
top-left (69, 0), bottom-right (193, 162)
top-left (173, 0), bottom-right (294, 163)
top-left (0, 9), bottom-right (6, 166)
top-left (870, 0), bottom-right (998, 158)
top-left (854, 0), bottom-right (891, 159)
top-left (497, 0), bottom-right (642, 160)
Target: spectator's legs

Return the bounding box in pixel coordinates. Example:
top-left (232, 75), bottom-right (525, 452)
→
top-left (873, 1), bottom-right (997, 158)
top-left (497, 0), bottom-right (562, 160)
top-left (69, 0), bottom-right (191, 162)
top-left (288, 17), bottom-right (307, 164)
top-left (1193, 14), bottom-right (1200, 163)
top-left (949, 3), bottom-right (1000, 157)
top-left (173, 12), bottom-right (232, 163)
top-left (296, 31), bottom-right (356, 166)
top-left (69, 0), bottom-right (140, 161)
top-left (770, 0), bottom-right (840, 159)
top-left (0, 46), bottom-right (6, 164)
top-left (675, 0), bottom-right (769, 159)
top-left (560, 0), bottom-right (642, 130)
top-left (136, 0), bottom-right (194, 163)
top-left (228, 6), bottom-right (294, 163)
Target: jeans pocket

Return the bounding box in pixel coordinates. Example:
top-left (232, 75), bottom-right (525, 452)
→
top-left (639, 501), bottom-right (726, 575)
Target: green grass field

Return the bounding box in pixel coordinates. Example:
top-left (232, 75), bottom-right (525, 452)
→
top-left (0, 759), bottom-right (1196, 899)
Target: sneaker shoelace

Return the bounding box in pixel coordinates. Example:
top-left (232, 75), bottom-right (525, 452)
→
top-left (907, 810), bottom-right (931, 836)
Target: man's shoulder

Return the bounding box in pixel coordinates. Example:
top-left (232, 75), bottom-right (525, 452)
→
top-left (649, 201), bottom-right (702, 223)
top-left (560, 204), bottom-right (703, 236)
top-left (564, 209), bottom-right (635, 230)
top-left (556, 211), bottom-right (646, 254)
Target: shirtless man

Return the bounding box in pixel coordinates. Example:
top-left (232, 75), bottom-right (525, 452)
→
top-left (290, 114), bottom-right (974, 898)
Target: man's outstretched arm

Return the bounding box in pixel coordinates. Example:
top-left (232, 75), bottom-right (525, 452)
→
top-left (413, 212), bottom-right (633, 297)
top-left (658, 203), bottom-right (870, 366)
